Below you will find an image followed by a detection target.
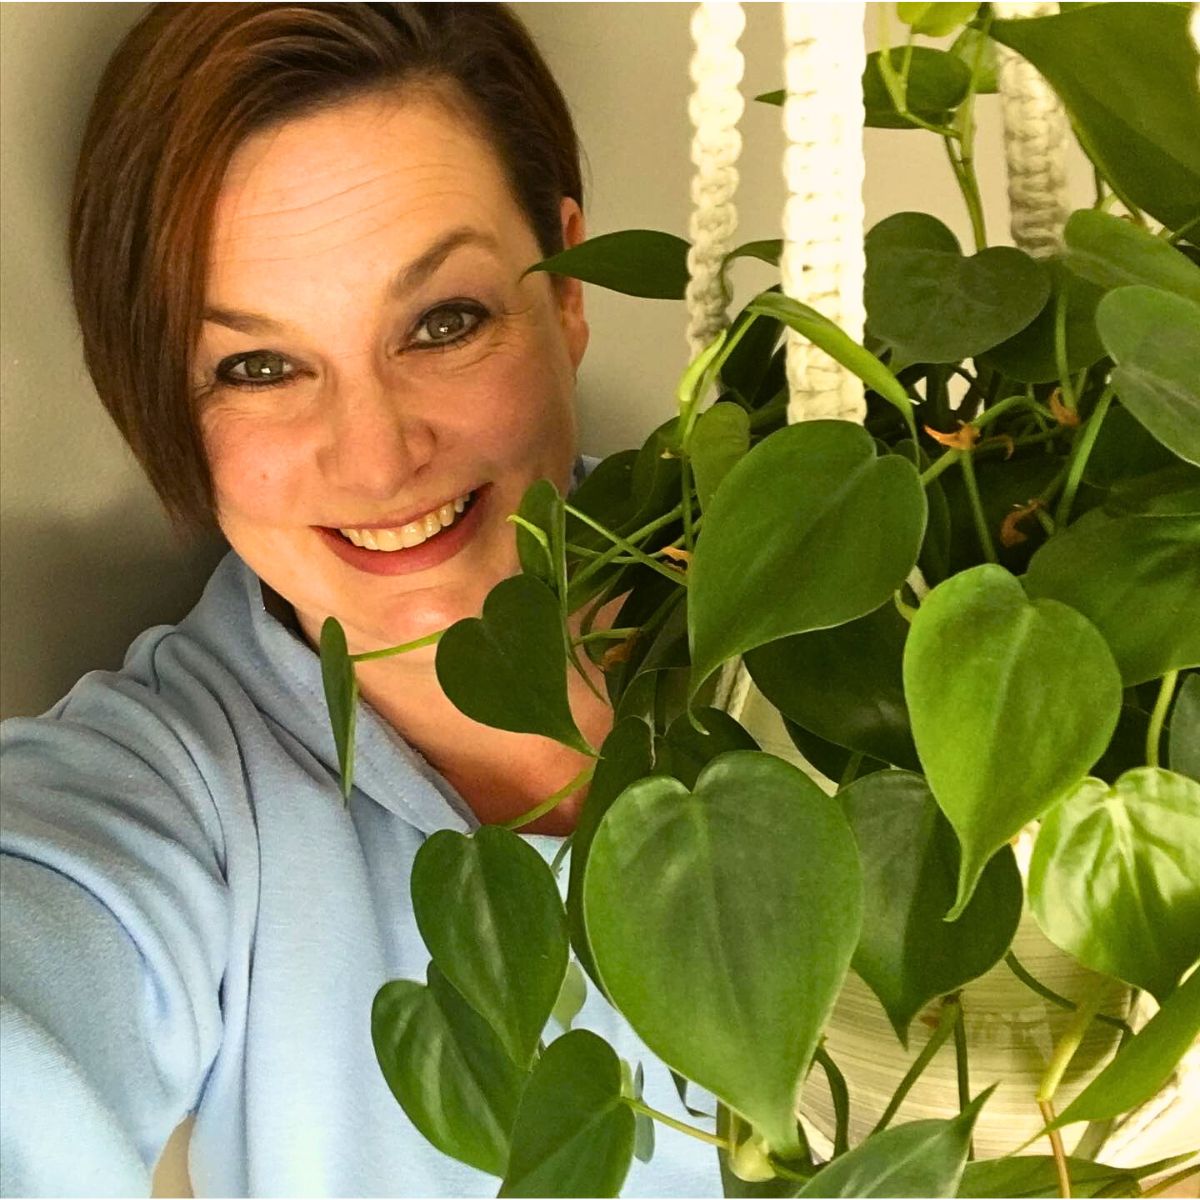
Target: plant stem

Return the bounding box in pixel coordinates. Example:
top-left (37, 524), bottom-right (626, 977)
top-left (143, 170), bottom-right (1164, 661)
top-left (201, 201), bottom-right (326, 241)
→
top-left (625, 1098), bottom-right (730, 1150)
top-left (1004, 953), bottom-right (1131, 1035)
top-left (838, 751), bottom-right (865, 790)
top-left (814, 1045), bottom-right (850, 1157)
top-left (576, 627), bottom-right (641, 645)
top-left (952, 995), bottom-right (974, 1159)
top-left (959, 451), bottom-right (997, 563)
top-left (564, 503), bottom-right (689, 590)
top-left (1038, 1098), bottom-right (1073, 1199)
top-left (1146, 670), bottom-right (1179, 769)
top-left (1054, 289), bottom-right (1077, 414)
top-left (921, 448), bottom-right (961, 487)
top-left (873, 998), bottom-right (961, 1134)
top-left (1038, 984), bottom-right (1106, 1104)
top-left (1056, 386), bottom-right (1114, 527)
top-left (569, 502), bottom-right (685, 596)
top-left (681, 456), bottom-right (697, 556)
top-left (352, 628), bottom-right (445, 662)
top-left (549, 832), bottom-right (574, 877)
top-left (973, 393), bottom-right (1027, 431)
top-left (500, 764), bottom-right (595, 831)
top-left (1142, 1163), bottom-right (1200, 1197)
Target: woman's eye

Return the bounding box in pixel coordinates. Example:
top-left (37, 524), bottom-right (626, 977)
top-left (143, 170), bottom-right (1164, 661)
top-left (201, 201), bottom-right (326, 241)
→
top-left (216, 350), bottom-right (294, 390)
top-left (412, 302), bottom-right (487, 350)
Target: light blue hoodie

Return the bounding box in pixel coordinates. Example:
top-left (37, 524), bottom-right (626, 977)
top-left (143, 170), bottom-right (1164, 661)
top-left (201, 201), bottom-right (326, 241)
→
top-left (1, 518), bottom-right (724, 1196)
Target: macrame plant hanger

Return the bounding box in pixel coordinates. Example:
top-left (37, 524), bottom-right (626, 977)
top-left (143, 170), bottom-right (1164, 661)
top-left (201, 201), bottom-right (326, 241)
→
top-left (682, 0), bottom-right (1198, 1162)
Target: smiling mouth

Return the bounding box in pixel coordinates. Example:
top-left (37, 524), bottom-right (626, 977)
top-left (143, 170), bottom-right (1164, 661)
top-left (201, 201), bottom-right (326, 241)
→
top-left (331, 490), bottom-right (479, 551)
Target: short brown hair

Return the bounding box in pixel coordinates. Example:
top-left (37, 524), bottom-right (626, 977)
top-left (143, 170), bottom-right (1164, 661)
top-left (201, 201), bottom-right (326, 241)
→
top-left (70, 3), bottom-right (583, 534)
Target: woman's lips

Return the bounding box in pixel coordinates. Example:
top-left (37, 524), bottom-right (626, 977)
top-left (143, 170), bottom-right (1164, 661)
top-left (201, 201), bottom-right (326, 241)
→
top-left (315, 484), bottom-right (491, 576)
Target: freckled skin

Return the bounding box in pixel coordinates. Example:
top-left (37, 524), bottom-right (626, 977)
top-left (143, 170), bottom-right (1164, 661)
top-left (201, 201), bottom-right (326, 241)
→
top-left (197, 87), bottom-right (589, 660)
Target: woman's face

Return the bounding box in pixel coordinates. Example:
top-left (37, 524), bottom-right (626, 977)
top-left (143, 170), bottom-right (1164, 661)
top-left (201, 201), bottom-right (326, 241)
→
top-left (196, 88), bottom-right (588, 657)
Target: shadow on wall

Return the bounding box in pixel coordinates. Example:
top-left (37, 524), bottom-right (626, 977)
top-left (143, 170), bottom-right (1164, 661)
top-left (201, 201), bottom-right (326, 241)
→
top-left (0, 497), bottom-right (228, 719)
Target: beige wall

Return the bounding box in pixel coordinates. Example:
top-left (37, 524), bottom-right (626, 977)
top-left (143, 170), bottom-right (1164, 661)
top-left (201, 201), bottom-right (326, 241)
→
top-left (0, 3), bottom-right (1092, 721)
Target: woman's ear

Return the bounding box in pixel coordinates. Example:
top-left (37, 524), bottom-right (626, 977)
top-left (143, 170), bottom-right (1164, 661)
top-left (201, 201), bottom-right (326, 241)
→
top-left (556, 197), bottom-right (589, 370)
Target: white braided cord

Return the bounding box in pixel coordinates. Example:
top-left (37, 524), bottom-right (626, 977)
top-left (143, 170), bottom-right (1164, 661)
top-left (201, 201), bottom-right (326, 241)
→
top-left (685, 2), bottom-right (746, 358)
top-left (780, 3), bottom-right (867, 425)
top-left (993, 1), bottom-right (1072, 257)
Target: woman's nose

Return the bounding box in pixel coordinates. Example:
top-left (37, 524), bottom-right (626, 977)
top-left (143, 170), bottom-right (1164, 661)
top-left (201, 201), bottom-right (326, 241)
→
top-left (318, 369), bottom-right (436, 499)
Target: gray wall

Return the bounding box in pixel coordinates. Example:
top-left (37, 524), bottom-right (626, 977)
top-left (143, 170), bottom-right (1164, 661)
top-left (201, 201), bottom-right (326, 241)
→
top-left (1, 3), bottom-right (1089, 721)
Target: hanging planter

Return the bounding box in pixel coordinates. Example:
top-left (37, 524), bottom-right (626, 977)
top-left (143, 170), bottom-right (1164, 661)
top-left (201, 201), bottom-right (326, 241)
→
top-left (324, 3), bottom-right (1200, 1195)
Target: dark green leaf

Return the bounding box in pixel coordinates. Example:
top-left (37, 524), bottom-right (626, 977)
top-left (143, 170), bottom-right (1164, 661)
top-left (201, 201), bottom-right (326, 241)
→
top-left (796, 1088), bottom-right (992, 1197)
top-left (866, 213), bottom-right (1050, 363)
top-left (525, 230), bottom-right (691, 299)
top-left (724, 239), bottom-right (782, 269)
top-left (1170, 673), bottom-right (1200, 782)
top-left (956, 1156), bottom-right (1141, 1198)
top-left (1025, 507), bottom-right (1200, 685)
top-left (499, 1030), bottom-right (635, 1198)
top-left (566, 717), bottom-right (654, 993)
top-left (990, 5), bottom-right (1200, 230)
top-left (1095, 286), bottom-right (1200, 466)
top-left (746, 601), bottom-right (918, 771)
top-left (690, 421), bottom-right (925, 697)
top-left (746, 292), bottom-right (917, 435)
top-left (1030, 767), bottom-right (1200, 1001)
top-left (583, 750), bottom-right (862, 1159)
top-left (372, 965), bottom-right (527, 1177)
top-left (1083, 405), bottom-right (1181, 492)
top-left (692, 403), bottom-right (752, 511)
top-left (896, 2), bottom-right (979, 37)
top-left (436, 574), bottom-right (591, 753)
top-left (1064, 211), bottom-right (1200, 304)
top-left (905, 565), bottom-right (1122, 917)
top-left (319, 616), bottom-right (357, 801)
top-left (863, 48), bottom-right (972, 129)
top-left (412, 826), bottom-right (569, 1067)
top-left (514, 478), bottom-right (563, 588)
top-left (894, 439), bottom-right (951, 584)
top-left (656, 707), bottom-right (759, 790)
top-left (841, 772), bottom-right (1023, 1045)
top-left (1052, 969), bottom-right (1200, 1127)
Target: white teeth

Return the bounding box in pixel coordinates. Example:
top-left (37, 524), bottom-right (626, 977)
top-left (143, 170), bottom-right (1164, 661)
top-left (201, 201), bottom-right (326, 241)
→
top-left (338, 491), bottom-right (473, 551)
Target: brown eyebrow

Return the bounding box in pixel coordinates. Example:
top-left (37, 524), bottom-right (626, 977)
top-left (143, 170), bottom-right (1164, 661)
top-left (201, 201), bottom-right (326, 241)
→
top-left (202, 226), bottom-right (502, 334)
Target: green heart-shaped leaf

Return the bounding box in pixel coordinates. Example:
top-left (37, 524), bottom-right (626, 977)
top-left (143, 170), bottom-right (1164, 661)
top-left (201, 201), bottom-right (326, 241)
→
top-left (904, 565), bottom-right (1122, 918)
top-left (583, 750), bottom-right (863, 1158)
top-left (746, 292), bottom-right (917, 436)
top-left (840, 772), bottom-right (1023, 1045)
top-left (744, 601), bottom-right (918, 770)
top-left (1029, 767), bottom-right (1200, 1001)
top-left (1063, 211), bottom-right (1200, 305)
top-left (690, 421), bottom-right (925, 699)
top-left (896, 2), bottom-right (979, 37)
top-left (499, 1030), bottom-right (635, 1199)
top-left (691, 403), bottom-right (751, 511)
top-left (1095, 285), bottom-right (1200, 467)
top-left (372, 965), bottom-right (527, 1177)
top-left (795, 1089), bottom-right (991, 1197)
top-left (412, 826), bottom-right (569, 1067)
top-left (525, 230), bottom-right (691, 300)
top-left (549, 961), bottom-right (587, 1035)
top-left (1051, 968), bottom-right (1200, 1126)
top-left (956, 1156), bottom-right (1144, 1198)
top-left (319, 616), bottom-right (357, 801)
top-left (436, 574), bottom-right (591, 753)
top-left (990, 4), bottom-right (1200, 231)
top-left (513, 478), bottom-right (563, 587)
top-left (656, 707), bottom-right (759, 789)
top-left (566, 717), bottom-right (655, 993)
top-left (1025, 508), bottom-right (1200, 685)
top-left (866, 213), bottom-right (1050, 363)
top-left (1170, 673), bottom-right (1200, 782)
top-left (863, 47), bottom-right (971, 129)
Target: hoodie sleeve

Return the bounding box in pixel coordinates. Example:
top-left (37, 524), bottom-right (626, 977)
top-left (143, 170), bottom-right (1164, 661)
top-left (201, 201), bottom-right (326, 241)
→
top-left (1, 658), bottom-right (231, 1198)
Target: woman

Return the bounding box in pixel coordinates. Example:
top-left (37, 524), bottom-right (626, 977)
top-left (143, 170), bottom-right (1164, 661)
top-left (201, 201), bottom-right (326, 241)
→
top-left (0, 5), bottom-right (721, 1195)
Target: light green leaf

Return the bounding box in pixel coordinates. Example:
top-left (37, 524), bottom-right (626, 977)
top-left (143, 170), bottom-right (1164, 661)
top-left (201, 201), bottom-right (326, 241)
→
top-left (1030, 768), bottom-right (1200, 1001)
top-left (583, 750), bottom-right (863, 1159)
top-left (524, 229), bottom-right (691, 299)
top-left (990, 5), bottom-right (1200, 230)
top-left (436, 574), bottom-right (591, 753)
top-left (499, 1030), bottom-right (635, 1198)
top-left (1170, 673), bottom-right (1200, 783)
top-left (1052, 969), bottom-right (1200, 1127)
top-left (841, 772), bottom-right (1023, 1045)
top-left (319, 616), bottom-right (357, 801)
top-left (372, 965), bottom-right (527, 1177)
top-left (412, 826), bottom-right (569, 1068)
top-left (896, 2), bottom-right (979, 37)
top-left (796, 1088), bottom-right (992, 1197)
top-left (949, 25), bottom-right (999, 94)
top-left (1095, 286), bottom-right (1200, 467)
top-left (862, 47), bottom-right (972, 129)
top-left (550, 961), bottom-right (587, 1034)
top-left (1064, 211), bottom-right (1200, 305)
top-left (1025, 508), bottom-right (1200, 686)
top-left (691, 403), bottom-right (751, 511)
top-left (690, 421), bottom-right (925, 699)
top-left (865, 213), bottom-right (1050, 363)
top-left (904, 565), bottom-right (1122, 917)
